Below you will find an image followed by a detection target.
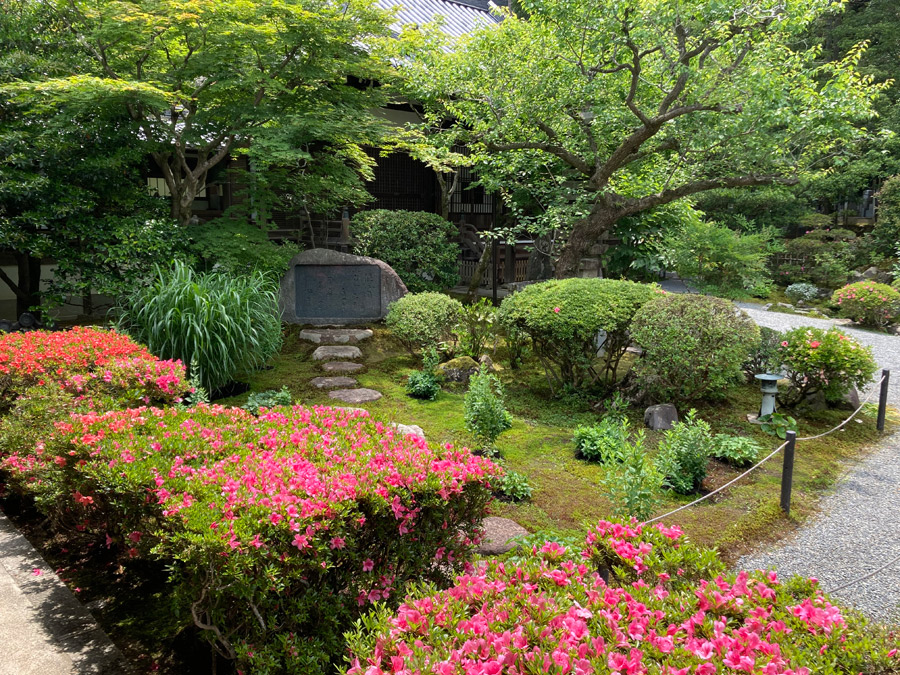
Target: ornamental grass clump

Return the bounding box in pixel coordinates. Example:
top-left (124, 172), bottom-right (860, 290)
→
top-left (498, 278), bottom-right (662, 393)
top-left (832, 281), bottom-right (900, 328)
top-left (777, 326), bottom-right (877, 408)
top-left (631, 294), bottom-right (760, 402)
top-left (118, 261), bottom-right (282, 394)
top-left (0, 326), bottom-right (188, 410)
top-left (345, 519), bottom-right (897, 675)
top-left (1, 404), bottom-right (499, 674)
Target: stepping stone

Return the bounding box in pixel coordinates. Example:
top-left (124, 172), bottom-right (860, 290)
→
top-left (312, 346), bottom-right (362, 361)
top-left (328, 388), bottom-right (382, 404)
top-left (476, 517), bottom-right (530, 556)
top-left (322, 361), bottom-right (364, 374)
top-left (310, 376), bottom-right (357, 389)
top-left (300, 328), bottom-right (374, 344)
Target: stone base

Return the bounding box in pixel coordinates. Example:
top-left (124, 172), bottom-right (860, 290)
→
top-left (328, 388), bottom-right (382, 404)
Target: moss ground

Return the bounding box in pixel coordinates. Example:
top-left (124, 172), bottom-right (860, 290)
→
top-left (225, 324), bottom-right (897, 564)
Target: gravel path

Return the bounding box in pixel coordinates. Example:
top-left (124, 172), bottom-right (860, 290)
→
top-left (659, 278), bottom-right (900, 406)
top-left (739, 432), bottom-right (900, 623)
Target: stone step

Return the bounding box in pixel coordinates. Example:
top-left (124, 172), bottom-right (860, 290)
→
top-left (310, 376), bottom-right (357, 389)
top-left (328, 388), bottom-right (382, 404)
top-left (312, 346), bottom-right (362, 361)
top-left (300, 328), bottom-right (373, 344)
top-left (321, 361), bottom-right (364, 374)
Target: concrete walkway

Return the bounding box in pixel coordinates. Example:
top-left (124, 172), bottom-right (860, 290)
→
top-left (0, 509), bottom-right (127, 674)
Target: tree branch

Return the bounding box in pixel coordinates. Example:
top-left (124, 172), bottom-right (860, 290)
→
top-left (627, 174), bottom-right (798, 214)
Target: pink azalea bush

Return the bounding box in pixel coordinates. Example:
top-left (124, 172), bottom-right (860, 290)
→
top-left (832, 282), bottom-right (900, 329)
top-left (1, 403), bottom-right (500, 674)
top-left (345, 520), bottom-right (899, 675)
top-left (0, 326), bottom-right (188, 408)
top-left (776, 327), bottom-right (876, 408)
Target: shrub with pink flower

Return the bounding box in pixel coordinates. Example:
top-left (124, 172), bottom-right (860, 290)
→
top-left (345, 520), bottom-right (898, 675)
top-left (2, 403), bottom-right (500, 674)
top-left (0, 327), bottom-right (188, 408)
top-left (776, 326), bottom-right (876, 408)
top-left (832, 281), bottom-right (900, 329)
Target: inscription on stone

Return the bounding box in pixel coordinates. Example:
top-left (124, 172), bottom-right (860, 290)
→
top-left (294, 264), bottom-right (381, 321)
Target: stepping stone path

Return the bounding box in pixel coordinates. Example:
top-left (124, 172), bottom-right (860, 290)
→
top-left (300, 328), bottom-right (374, 344)
top-left (328, 388), bottom-right (383, 403)
top-left (312, 345), bottom-right (362, 361)
top-left (322, 361), bottom-right (364, 373)
top-left (310, 376), bottom-right (357, 389)
top-left (476, 517), bottom-right (530, 556)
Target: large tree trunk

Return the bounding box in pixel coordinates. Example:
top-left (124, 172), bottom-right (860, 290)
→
top-left (554, 206), bottom-right (624, 279)
top-left (13, 252), bottom-right (42, 316)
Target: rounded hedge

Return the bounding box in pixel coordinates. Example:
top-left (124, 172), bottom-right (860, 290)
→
top-left (832, 281), bottom-right (900, 328)
top-left (385, 292), bottom-right (463, 354)
top-left (498, 278), bottom-right (662, 391)
top-left (630, 294), bottom-right (760, 401)
top-left (352, 210), bottom-right (460, 292)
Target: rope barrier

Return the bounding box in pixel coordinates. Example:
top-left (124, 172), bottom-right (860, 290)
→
top-left (829, 550), bottom-right (900, 594)
top-left (641, 440), bottom-right (789, 526)
top-left (641, 374), bottom-right (888, 527)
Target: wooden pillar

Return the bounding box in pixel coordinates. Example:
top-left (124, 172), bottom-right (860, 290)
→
top-left (504, 241), bottom-right (516, 285)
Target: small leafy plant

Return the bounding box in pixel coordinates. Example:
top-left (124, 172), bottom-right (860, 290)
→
top-left (406, 348), bottom-right (442, 400)
top-left (464, 365), bottom-right (512, 447)
top-left (493, 469), bottom-right (532, 502)
top-left (711, 434), bottom-right (761, 466)
top-left (243, 387), bottom-right (292, 414)
top-left (573, 418), bottom-right (628, 464)
top-left (655, 409), bottom-right (714, 494)
top-left (454, 298), bottom-right (498, 358)
top-left (758, 412), bottom-right (798, 439)
top-left (785, 282), bottom-right (820, 303)
top-left (599, 429), bottom-right (661, 521)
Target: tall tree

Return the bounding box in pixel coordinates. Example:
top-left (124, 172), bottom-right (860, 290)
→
top-left (21, 0), bottom-right (396, 227)
top-left (402, 0), bottom-right (882, 277)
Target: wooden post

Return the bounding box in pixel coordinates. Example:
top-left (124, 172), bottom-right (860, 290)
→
top-left (491, 239), bottom-right (499, 305)
top-left (877, 369), bottom-right (890, 432)
top-left (504, 240), bottom-right (516, 285)
top-left (780, 430), bottom-right (797, 516)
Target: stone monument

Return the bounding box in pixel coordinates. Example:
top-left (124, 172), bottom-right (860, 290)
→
top-left (279, 248), bottom-right (407, 325)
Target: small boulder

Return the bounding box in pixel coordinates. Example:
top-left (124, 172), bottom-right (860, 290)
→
top-left (476, 517), bottom-right (530, 556)
top-left (797, 389), bottom-right (828, 413)
top-left (478, 354), bottom-right (499, 371)
top-left (436, 356), bottom-right (480, 383)
top-left (392, 423), bottom-right (425, 439)
top-left (833, 387), bottom-right (861, 412)
top-left (644, 403), bottom-right (679, 431)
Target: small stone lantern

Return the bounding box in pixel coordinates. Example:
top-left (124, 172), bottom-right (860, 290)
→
top-left (754, 373), bottom-right (781, 417)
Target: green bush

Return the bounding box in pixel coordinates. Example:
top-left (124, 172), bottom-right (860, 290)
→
top-left (832, 281), bottom-right (900, 328)
top-left (742, 326), bottom-right (783, 381)
top-left (493, 469), bottom-right (532, 502)
top-left (453, 298), bottom-right (498, 358)
top-left (711, 434), bottom-right (761, 467)
top-left (873, 175), bottom-right (900, 256)
top-left (661, 219), bottom-right (774, 294)
top-left (785, 282), bottom-right (819, 303)
top-left (777, 327), bottom-right (877, 407)
top-left (630, 294), bottom-right (760, 402)
top-left (464, 365), bottom-right (512, 447)
top-left (498, 278), bottom-right (661, 392)
top-left (243, 387), bottom-right (292, 414)
top-left (118, 261), bottom-right (282, 394)
top-left (655, 410), bottom-right (714, 494)
top-left (406, 370), bottom-right (441, 400)
top-left (189, 220), bottom-right (300, 278)
top-left (351, 210), bottom-right (459, 292)
top-left (385, 292), bottom-right (462, 355)
top-left (573, 418), bottom-right (628, 464)
top-left (599, 430), bottom-right (661, 521)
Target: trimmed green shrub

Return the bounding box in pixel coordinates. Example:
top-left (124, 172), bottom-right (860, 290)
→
top-left (655, 410), bottom-right (714, 494)
top-left (742, 326), bottom-right (783, 381)
top-left (832, 281), bottom-right (900, 328)
top-left (351, 210), bottom-right (459, 292)
top-left (385, 292), bottom-right (462, 355)
top-left (118, 261), bottom-right (282, 393)
top-left (498, 278), bottom-right (661, 392)
top-left (2, 405), bottom-right (499, 674)
top-left (712, 434), bottom-right (761, 467)
top-left (785, 282), bottom-right (819, 303)
top-left (599, 430), bottom-right (661, 521)
top-left (243, 387), bottom-right (291, 414)
top-left (777, 327), bottom-right (877, 407)
top-left (630, 294), bottom-right (760, 402)
top-left (573, 417), bottom-right (628, 464)
top-left (464, 365), bottom-right (512, 446)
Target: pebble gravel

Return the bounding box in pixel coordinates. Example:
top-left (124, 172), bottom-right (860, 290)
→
top-left (738, 433), bottom-right (900, 623)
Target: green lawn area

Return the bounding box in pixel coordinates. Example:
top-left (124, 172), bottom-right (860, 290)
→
top-left (225, 324), bottom-right (896, 563)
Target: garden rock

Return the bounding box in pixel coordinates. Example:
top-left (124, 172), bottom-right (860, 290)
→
top-left (835, 387), bottom-right (861, 412)
top-left (797, 390), bottom-right (828, 413)
top-left (299, 328), bottom-right (373, 344)
top-left (310, 376), bottom-right (357, 389)
top-left (437, 356), bottom-right (480, 383)
top-left (644, 403), bottom-right (679, 431)
top-left (328, 388), bottom-right (383, 404)
top-left (312, 346), bottom-right (362, 361)
top-left (476, 517), bottom-right (530, 556)
top-left (321, 361), bottom-right (364, 373)
top-left (392, 423), bottom-right (425, 439)
top-left (478, 354), bottom-right (499, 371)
